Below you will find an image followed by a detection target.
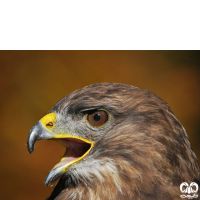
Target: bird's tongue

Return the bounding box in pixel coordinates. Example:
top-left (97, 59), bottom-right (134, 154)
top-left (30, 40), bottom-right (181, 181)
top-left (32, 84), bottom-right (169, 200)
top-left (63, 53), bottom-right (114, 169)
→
top-left (59, 147), bottom-right (82, 164)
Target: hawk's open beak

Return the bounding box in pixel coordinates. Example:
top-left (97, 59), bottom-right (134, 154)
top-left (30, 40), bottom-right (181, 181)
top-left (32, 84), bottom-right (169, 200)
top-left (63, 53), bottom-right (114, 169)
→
top-left (27, 113), bottom-right (94, 186)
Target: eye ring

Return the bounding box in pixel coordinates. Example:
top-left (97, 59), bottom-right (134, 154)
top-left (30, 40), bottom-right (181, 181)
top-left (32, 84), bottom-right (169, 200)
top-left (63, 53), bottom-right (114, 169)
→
top-left (85, 109), bottom-right (110, 127)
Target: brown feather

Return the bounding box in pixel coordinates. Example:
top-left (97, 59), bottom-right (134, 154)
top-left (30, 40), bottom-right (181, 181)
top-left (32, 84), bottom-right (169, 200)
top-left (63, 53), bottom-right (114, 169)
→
top-left (46, 83), bottom-right (200, 200)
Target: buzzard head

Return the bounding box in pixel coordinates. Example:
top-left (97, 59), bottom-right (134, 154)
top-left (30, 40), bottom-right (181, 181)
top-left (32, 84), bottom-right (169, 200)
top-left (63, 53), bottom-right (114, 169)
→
top-left (27, 83), bottom-right (200, 199)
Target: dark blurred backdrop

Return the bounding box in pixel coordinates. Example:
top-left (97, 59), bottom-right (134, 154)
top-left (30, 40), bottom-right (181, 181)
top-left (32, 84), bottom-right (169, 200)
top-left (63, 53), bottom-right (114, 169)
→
top-left (0, 51), bottom-right (200, 200)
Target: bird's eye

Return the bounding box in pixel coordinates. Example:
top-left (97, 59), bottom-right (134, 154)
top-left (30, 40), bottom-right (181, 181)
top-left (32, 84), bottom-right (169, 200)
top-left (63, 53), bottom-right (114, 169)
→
top-left (87, 110), bottom-right (109, 127)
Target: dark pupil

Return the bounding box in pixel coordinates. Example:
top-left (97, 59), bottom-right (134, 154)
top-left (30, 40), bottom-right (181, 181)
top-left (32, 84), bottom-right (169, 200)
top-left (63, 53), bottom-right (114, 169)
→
top-left (94, 113), bottom-right (100, 121)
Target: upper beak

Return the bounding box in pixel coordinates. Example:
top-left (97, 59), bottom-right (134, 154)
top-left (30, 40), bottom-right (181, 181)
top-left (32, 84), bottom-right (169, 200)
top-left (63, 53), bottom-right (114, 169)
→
top-left (27, 113), bottom-right (56, 153)
top-left (27, 121), bottom-right (54, 154)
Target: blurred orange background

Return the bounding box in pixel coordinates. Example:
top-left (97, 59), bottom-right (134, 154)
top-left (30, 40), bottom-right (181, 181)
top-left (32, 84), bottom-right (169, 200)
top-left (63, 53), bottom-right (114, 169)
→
top-left (0, 51), bottom-right (200, 200)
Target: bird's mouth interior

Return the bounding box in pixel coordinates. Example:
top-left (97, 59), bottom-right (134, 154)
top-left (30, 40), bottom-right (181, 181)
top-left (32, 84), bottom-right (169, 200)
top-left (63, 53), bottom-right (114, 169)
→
top-left (55, 137), bottom-right (93, 168)
top-left (44, 136), bottom-right (93, 186)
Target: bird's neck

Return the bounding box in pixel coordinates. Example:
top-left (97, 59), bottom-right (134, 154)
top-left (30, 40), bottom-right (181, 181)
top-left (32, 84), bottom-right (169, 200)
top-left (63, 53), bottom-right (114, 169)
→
top-left (51, 158), bottom-right (135, 200)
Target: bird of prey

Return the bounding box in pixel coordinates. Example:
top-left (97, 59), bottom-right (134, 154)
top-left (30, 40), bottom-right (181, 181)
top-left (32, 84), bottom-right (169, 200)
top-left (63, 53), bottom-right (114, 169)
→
top-left (27, 83), bottom-right (200, 200)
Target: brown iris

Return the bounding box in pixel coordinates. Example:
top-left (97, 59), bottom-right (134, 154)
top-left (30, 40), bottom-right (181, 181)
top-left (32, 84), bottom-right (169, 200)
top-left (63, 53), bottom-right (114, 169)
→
top-left (87, 110), bottom-right (108, 126)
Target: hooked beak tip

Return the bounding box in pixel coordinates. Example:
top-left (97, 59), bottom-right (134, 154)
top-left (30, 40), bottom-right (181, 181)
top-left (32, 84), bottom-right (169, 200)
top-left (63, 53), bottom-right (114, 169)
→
top-left (27, 121), bottom-right (54, 154)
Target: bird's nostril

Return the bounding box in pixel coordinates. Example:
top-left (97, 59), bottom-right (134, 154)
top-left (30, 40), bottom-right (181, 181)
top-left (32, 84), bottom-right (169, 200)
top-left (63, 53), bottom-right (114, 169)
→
top-left (46, 122), bottom-right (54, 127)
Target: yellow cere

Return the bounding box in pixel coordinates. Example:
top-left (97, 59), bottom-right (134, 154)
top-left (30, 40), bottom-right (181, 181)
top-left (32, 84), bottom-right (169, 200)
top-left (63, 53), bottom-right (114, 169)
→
top-left (40, 113), bottom-right (57, 131)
